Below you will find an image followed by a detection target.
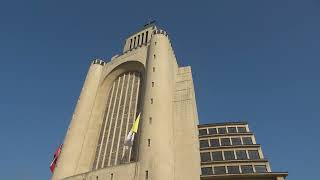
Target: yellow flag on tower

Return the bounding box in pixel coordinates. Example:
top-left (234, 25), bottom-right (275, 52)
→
top-left (124, 113), bottom-right (141, 147)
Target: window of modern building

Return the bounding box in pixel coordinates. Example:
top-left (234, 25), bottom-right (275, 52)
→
top-left (228, 127), bottom-right (237, 133)
top-left (255, 165), bottom-right (267, 173)
top-left (241, 165), bottom-right (254, 174)
top-left (200, 152), bottom-right (211, 162)
top-left (218, 127), bottom-right (227, 134)
top-left (208, 128), bottom-right (217, 135)
top-left (201, 167), bottom-right (213, 175)
top-left (224, 151), bottom-right (236, 160)
top-left (248, 150), bottom-right (260, 160)
top-left (211, 151), bottom-right (223, 161)
top-left (214, 166), bottom-right (226, 175)
top-left (209, 139), bottom-right (220, 147)
top-left (227, 166), bottom-right (240, 174)
top-left (242, 137), bottom-right (253, 145)
top-left (231, 138), bottom-right (242, 146)
top-left (199, 129), bottom-right (207, 136)
top-left (236, 150), bottom-right (248, 160)
top-left (221, 138), bottom-right (231, 146)
top-left (237, 126), bottom-right (247, 133)
top-left (200, 140), bottom-right (209, 148)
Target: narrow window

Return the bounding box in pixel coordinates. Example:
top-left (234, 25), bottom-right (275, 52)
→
top-left (141, 33), bottom-right (144, 44)
top-left (148, 139), bottom-right (150, 147)
top-left (134, 36), bottom-right (136, 47)
top-left (200, 140), bottom-right (209, 148)
top-left (242, 137), bottom-right (253, 145)
top-left (129, 39), bottom-right (132, 49)
top-left (150, 98), bottom-right (153, 104)
top-left (154, 41), bottom-right (157, 45)
top-left (227, 166), bottom-right (240, 174)
top-left (214, 166), bottom-right (226, 175)
top-left (145, 31), bottom-right (149, 43)
top-left (228, 127), bottom-right (237, 133)
top-left (152, 82), bottom-right (154, 87)
top-left (211, 151), bottom-right (223, 161)
top-left (149, 117), bottom-right (152, 124)
top-left (241, 165), bottom-right (254, 174)
top-left (255, 165), bottom-right (267, 173)
top-left (199, 129), bottom-right (207, 136)
top-left (200, 152), bottom-right (211, 162)
top-left (110, 173), bottom-right (113, 180)
top-left (153, 54), bottom-right (156, 59)
top-left (218, 127), bottom-right (227, 134)
top-left (208, 128), bottom-right (217, 135)
top-left (248, 150), bottom-right (260, 159)
top-left (145, 170), bottom-right (149, 180)
top-left (237, 126), bottom-right (247, 133)
top-left (236, 150), bottom-right (248, 160)
top-left (96, 176), bottom-right (98, 180)
top-left (201, 167), bottom-right (213, 175)
top-left (138, 35), bottom-right (140, 45)
top-left (209, 139), bottom-right (220, 147)
top-left (153, 67), bottom-right (155, 72)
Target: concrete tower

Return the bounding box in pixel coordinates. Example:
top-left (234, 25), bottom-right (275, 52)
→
top-left (51, 22), bottom-right (200, 180)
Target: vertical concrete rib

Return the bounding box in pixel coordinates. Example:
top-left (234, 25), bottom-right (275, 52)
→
top-left (114, 74), bottom-right (130, 164)
top-left (93, 82), bottom-right (115, 169)
top-left (121, 73), bottom-right (136, 162)
top-left (102, 77), bottom-right (121, 167)
top-left (51, 61), bottom-right (104, 180)
top-left (109, 74), bottom-right (126, 166)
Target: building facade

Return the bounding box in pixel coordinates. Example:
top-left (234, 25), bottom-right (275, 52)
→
top-left (198, 122), bottom-right (288, 180)
top-left (51, 23), bottom-right (200, 180)
top-left (51, 23), bottom-right (287, 180)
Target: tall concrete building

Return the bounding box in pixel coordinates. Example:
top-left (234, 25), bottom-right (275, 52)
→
top-left (51, 23), bottom-right (287, 180)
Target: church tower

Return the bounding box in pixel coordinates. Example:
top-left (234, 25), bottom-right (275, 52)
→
top-left (51, 22), bottom-right (200, 180)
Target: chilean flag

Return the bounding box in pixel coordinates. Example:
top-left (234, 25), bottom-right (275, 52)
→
top-left (50, 144), bottom-right (63, 173)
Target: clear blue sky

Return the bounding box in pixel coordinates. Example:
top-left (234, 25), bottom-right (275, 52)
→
top-left (0, 0), bottom-right (319, 179)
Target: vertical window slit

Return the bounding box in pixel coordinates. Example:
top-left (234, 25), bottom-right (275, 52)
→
top-left (134, 37), bottom-right (136, 47)
top-left (141, 33), bottom-right (144, 44)
top-left (138, 35), bottom-right (140, 45)
top-left (145, 31), bottom-right (149, 43)
top-left (129, 39), bottom-right (132, 49)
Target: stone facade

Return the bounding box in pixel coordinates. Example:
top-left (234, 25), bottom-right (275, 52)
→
top-left (51, 23), bottom-right (287, 180)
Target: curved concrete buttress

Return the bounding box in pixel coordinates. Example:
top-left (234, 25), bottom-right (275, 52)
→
top-left (138, 32), bottom-right (175, 180)
top-left (51, 60), bottom-right (104, 180)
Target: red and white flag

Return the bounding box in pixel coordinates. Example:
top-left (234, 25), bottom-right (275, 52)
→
top-left (50, 144), bottom-right (63, 173)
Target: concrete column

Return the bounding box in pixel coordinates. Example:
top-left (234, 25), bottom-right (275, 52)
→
top-left (51, 60), bottom-right (104, 180)
top-left (138, 31), bottom-right (175, 180)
